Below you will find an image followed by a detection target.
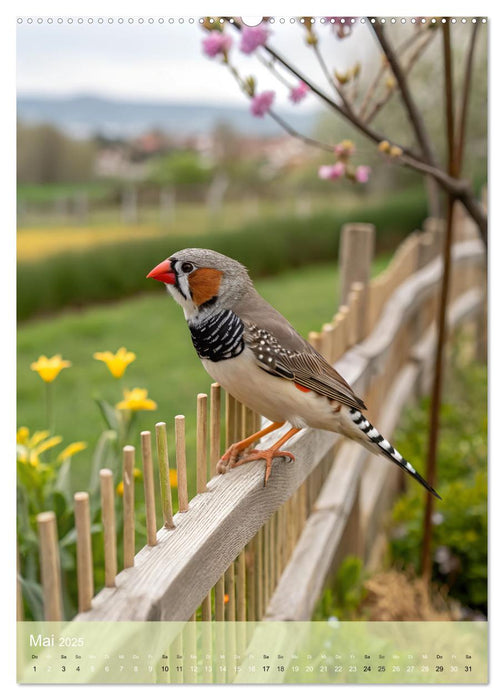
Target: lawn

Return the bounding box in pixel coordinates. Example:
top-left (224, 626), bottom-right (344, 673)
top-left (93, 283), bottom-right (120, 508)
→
top-left (17, 257), bottom-right (389, 497)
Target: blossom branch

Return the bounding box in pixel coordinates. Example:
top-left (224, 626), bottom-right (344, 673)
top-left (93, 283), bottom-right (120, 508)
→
top-left (219, 18), bottom-right (486, 243)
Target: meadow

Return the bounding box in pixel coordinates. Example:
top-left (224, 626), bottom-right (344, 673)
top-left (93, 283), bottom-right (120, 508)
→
top-left (17, 187), bottom-right (428, 321)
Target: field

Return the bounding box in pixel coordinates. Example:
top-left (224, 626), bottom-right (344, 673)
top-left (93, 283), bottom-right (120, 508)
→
top-left (17, 257), bottom-right (389, 496)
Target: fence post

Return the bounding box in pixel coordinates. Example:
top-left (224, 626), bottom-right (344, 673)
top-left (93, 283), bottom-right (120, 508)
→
top-left (37, 512), bottom-right (63, 621)
top-left (100, 470), bottom-right (117, 587)
top-left (123, 445), bottom-right (136, 569)
top-left (74, 492), bottom-right (94, 613)
top-left (339, 222), bottom-right (375, 340)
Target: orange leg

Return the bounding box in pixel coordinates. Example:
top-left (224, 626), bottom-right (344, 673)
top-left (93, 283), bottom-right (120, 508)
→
top-left (217, 421), bottom-right (285, 474)
top-left (234, 426), bottom-right (302, 486)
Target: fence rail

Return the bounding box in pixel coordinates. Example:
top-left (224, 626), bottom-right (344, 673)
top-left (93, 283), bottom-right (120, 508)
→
top-left (21, 206), bottom-right (486, 623)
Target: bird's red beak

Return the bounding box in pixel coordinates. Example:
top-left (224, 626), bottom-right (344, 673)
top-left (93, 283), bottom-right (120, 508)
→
top-left (147, 258), bottom-right (176, 285)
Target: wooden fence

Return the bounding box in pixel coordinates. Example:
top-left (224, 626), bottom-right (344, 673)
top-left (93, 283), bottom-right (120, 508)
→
top-left (22, 204), bottom-right (486, 624)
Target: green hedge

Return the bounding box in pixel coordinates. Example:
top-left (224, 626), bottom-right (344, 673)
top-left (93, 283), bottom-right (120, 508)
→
top-left (17, 188), bottom-right (428, 322)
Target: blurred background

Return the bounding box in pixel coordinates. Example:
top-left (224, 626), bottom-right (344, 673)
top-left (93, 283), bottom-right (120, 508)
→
top-left (16, 18), bottom-right (487, 621)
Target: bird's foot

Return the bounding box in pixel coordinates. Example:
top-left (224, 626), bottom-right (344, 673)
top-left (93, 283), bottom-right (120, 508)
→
top-left (216, 443), bottom-right (253, 474)
top-left (234, 448), bottom-right (296, 486)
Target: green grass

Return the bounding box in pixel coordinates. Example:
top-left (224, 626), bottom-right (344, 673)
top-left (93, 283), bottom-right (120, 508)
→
top-left (17, 257), bottom-right (389, 496)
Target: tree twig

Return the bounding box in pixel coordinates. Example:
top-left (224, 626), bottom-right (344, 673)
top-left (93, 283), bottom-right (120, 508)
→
top-left (364, 30), bottom-right (436, 124)
top-left (455, 22), bottom-right (480, 174)
top-left (371, 22), bottom-right (438, 166)
top-left (268, 110), bottom-right (335, 153)
top-left (359, 26), bottom-right (430, 119)
top-left (312, 41), bottom-right (352, 113)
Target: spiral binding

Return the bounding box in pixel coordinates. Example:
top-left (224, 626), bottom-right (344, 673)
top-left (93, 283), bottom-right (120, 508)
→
top-left (16, 17), bottom-right (487, 25)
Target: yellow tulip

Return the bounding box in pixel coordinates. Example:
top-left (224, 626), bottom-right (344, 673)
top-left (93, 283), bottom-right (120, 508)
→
top-left (116, 388), bottom-right (157, 412)
top-left (30, 355), bottom-right (71, 383)
top-left (16, 429), bottom-right (63, 468)
top-left (16, 427), bottom-right (29, 445)
top-left (93, 347), bottom-right (136, 379)
top-left (169, 469), bottom-right (178, 488)
top-left (57, 441), bottom-right (87, 462)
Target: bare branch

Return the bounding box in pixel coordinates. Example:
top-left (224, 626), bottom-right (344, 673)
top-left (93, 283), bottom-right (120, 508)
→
top-left (358, 26), bottom-right (430, 119)
top-left (312, 41), bottom-right (352, 113)
top-left (371, 22), bottom-right (438, 166)
top-left (364, 30), bottom-right (436, 124)
top-left (267, 110), bottom-right (335, 153)
top-left (455, 22), bottom-right (480, 174)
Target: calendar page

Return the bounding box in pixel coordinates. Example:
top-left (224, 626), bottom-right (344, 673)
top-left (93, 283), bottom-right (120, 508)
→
top-left (16, 14), bottom-right (488, 685)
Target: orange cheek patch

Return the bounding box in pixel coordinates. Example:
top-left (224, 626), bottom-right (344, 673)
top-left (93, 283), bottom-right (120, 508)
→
top-left (189, 268), bottom-right (223, 306)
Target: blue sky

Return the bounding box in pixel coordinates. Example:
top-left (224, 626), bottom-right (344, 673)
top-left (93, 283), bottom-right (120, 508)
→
top-left (16, 18), bottom-right (370, 107)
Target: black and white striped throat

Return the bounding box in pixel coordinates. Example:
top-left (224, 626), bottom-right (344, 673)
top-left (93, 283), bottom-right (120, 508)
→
top-left (189, 309), bottom-right (245, 362)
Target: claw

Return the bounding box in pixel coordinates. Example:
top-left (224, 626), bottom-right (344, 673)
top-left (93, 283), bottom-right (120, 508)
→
top-left (234, 448), bottom-right (296, 486)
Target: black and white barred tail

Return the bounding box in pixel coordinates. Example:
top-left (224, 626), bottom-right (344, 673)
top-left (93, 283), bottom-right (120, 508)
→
top-left (348, 409), bottom-right (441, 500)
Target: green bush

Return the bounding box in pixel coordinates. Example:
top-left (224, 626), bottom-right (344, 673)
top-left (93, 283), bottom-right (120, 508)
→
top-left (17, 188), bottom-right (428, 321)
top-left (390, 345), bottom-right (487, 615)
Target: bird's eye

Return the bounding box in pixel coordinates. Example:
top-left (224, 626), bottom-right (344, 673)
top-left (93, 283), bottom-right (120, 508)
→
top-left (181, 262), bottom-right (194, 274)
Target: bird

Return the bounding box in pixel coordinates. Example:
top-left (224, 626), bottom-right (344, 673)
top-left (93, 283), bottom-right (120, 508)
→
top-left (147, 248), bottom-right (440, 499)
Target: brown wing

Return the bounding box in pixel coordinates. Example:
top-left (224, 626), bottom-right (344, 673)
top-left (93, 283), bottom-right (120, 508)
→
top-left (242, 315), bottom-right (366, 412)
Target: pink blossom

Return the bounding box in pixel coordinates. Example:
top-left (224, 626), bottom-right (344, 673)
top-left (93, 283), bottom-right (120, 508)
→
top-left (355, 165), bottom-right (371, 183)
top-left (318, 162), bottom-right (346, 180)
top-left (289, 81), bottom-right (309, 104)
top-left (240, 25), bottom-right (269, 54)
top-left (250, 90), bottom-right (275, 117)
top-left (334, 139), bottom-right (355, 157)
top-left (202, 32), bottom-right (233, 58)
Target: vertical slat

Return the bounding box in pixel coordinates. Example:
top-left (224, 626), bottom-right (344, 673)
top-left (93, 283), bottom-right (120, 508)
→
top-left (255, 530), bottom-right (263, 620)
top-left (209, 383), bottom-right (221, 477)
top-left (225, 562), bottom-right (236, 682)
top-left (225, 563), bottom-right (236, 621)
top-left (214, 574), bottom-right (226, 683)
top-left (269, 513), bottom-right (276, 591)
top-left (155, 422), bottom-right (174, 529)
top-left (225, 392), bottom-right (236, 448)
top-left (197, 393), bottom-right (208, 493)
top-left (236, 550), bottom-right (246, 622)
top-left (37, 511), bottom-right (62, 621)
top-left (263, 521), bottom-right (270, 606)
top-left (321, 323), bottom-right (335, 363)
top-left (175, 415), bottom-right (189, 512)
top-left (245, 539), bottom-right (256, 621)
top-left (122, 445), bottom-right (135, 569)
top-left (74, 492), bottom-right (93, 613)
top-left (99, 469), bottom-right (117, 587)
top-left (339, 222), bottom-right (375, 329)
top-left (201, 590), bottom-right (213, 682)
top-left (141, 431), bottom-right (157, 546)
top-left (202, 591), bottom-right (212, 621)
top-left (338, 305), bottom-right (350, 352)
top-left (308, 330), bottom-right (322, 353)
top-left (215, 574), bottom-right (225, 621)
